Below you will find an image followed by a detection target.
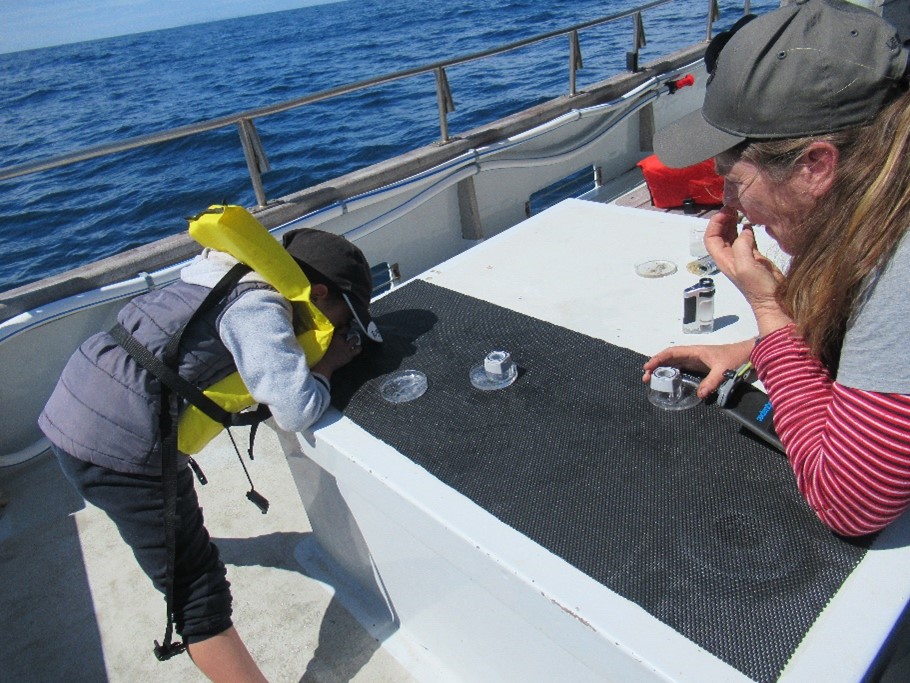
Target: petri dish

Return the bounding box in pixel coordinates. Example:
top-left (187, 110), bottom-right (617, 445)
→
top-left (635, 259), bottom-right (677, 278)
top-left (379, 369), bottom-right (428, 403)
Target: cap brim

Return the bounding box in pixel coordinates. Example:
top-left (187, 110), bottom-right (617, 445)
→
top-left (342, 292), bottom-right (383, 343)
top-left (653, 108), bottom-right (746, 169)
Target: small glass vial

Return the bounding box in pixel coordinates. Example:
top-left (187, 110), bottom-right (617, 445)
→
top-left (682, 277), bottom-right (715, 334)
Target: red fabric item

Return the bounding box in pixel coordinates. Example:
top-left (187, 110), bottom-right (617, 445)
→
top-left (637, 154), bottom-right (724, 208)
top-left (751, 326), bottom-right (910, 536)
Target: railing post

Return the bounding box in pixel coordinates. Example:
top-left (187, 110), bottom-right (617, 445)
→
top-left (569, 30), bottom-right (583, 96)
top-left (237, 118), bottom-right (270, 208)
top-left (626, 12), bottom-right (646, 72)
top-left (705, 0), bottom-right (720, 41)
top-left (434, 67), bottom-right (455, 144)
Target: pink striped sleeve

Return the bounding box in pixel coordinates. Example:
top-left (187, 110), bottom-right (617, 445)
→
top-left (751, 325), bottom-right (910, 536)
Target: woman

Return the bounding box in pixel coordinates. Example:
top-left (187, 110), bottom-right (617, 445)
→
top-left (643, 0), bottom-right (910, 537)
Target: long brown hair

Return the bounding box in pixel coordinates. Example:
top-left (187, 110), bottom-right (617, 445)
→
top-left (726, 89), bottom-right (910, 372)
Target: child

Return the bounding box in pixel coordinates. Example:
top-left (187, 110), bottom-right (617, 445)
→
top-left (39, 213), bottom-right (380, 682)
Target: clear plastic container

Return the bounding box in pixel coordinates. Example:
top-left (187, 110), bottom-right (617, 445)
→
top-left (647, 366), bottom-right (701, 411)
top-left (470, 350), bottom-right (518, 391)
top-left (689, 223), bottom-right (708, 257)
top-left (379, 369), bottom-right (428, 403)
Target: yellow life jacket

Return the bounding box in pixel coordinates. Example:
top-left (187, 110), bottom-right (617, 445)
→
top-left (176, 204), bottom-right (335, 454)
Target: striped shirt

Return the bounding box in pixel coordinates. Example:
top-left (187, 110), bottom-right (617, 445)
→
top-left (752, 325), bottom-right (910, 536)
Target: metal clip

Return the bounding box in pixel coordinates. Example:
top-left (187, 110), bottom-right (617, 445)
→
top-left (246, 489), bottom-right (270, 514)
top-left (187, 457), bottom-right (208, 485)
top-left (153, 639), bottom-right (186, 661)
top-left (716, 361), bottom-right (752, 408)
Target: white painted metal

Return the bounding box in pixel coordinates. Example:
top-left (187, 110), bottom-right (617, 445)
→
top-left (277, 199), bottom-right (910, 681)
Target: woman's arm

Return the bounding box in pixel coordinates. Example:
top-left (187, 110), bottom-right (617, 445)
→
top-left (753, 326), bottom-right (910, 536)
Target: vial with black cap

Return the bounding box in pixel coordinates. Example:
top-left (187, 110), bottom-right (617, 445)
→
top-left (682, 277), bottom-right (715, 334)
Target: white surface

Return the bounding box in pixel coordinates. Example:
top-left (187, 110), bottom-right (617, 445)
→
top-left (419, 198), bottom-right (771, 357)
top-left (286, 198), bottom-right (910, 682)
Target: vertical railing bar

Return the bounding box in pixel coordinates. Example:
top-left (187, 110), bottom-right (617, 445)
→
top-left (237, 119), bottom-right (268, 208)
top-left (626, 12), bottom-right (644, 72)
top-left (706, 0), bottom-right (720, 41)
top-left (569, 30), bottom-right (581, 96)
top-left (249, 123), bottom-right (270, 175)
top-left (434, 67), bottom-right (455, 144)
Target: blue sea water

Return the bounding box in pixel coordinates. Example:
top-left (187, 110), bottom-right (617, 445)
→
top-left (0, 0), bottom-right (776, 294)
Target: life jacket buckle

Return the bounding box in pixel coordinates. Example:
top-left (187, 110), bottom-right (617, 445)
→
top-left (246, 489), bottom-right (270, 514)
top-left (153, 639), bottom-right (187, 661)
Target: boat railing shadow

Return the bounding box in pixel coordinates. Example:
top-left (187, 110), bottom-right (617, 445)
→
top-left (0, 453), bottom-right (108, 682)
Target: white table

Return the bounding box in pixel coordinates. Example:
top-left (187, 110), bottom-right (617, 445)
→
top-left (277, 199), bottom-right (910, 683)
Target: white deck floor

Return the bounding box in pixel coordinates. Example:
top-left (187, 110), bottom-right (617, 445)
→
top-left (0, 424), bottom-right (418, 683)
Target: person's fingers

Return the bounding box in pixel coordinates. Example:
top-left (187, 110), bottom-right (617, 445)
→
top-left (642, 346), bottom-right (708, 381)
top-left (731, 224), bottom-right (757, 260)
top-left (696, 366), bottom-right (729, 398)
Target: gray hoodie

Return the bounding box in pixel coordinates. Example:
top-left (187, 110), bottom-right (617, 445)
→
top-left (181, 249), bottom-right (331, 433)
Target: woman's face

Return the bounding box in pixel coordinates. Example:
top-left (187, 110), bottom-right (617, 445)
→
top-left (720, 158), bottom-right (817, 255)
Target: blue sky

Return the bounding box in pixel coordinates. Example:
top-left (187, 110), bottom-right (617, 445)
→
top-left (0, 0), bottom-right (341, 54)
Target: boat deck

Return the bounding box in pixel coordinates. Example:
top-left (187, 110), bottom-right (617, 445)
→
top-left (0, 422), bottom-right (417, 683)
top-left (2, 190), bottom-right (908, 682)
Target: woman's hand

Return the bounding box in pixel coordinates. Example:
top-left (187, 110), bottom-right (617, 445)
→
top-left (642, 339), bottom-right (755, 399)
top-left (704, 208), bottom-right (792, 336)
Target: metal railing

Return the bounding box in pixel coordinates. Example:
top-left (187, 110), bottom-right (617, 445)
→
top-left (0, 0), bottom-right (735, 208)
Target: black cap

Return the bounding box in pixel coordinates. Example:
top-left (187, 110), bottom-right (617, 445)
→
top-left (654, 0), bottom-right (908, 168)
top-left (282, 228), bottom-right (382, 342)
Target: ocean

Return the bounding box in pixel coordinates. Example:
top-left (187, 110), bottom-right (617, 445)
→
top-left (0, 0), bottom-right (776, 294)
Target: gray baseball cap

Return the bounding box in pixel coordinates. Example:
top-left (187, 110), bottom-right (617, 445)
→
top-left (654, 0), bottom-right (908, 168)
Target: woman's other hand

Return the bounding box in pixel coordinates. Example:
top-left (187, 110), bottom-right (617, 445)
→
top-left (704, 208), bottom-right (792, 335)
top-left (642, 338), bottom-right (755, 399)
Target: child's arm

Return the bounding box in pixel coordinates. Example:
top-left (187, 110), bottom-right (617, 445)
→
top-left (219, 288), bottom-right (332, 432)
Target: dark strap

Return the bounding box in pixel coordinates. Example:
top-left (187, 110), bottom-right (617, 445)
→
top-left (153, 389), bottom-right (185, 661)
top-left (109, 324), bottom-right (233, 427)
top-left (110, 263), bottom-right (251, 661)
top-left (111, 322), bottom-right (274, 431)
top-left (161, 263), bottom-right (250, 365)
top-left (109, 262), bottom-right (258, 425)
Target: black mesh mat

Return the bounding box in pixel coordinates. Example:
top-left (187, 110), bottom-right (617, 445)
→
top-left (331, 279), bottom-right (868, 682)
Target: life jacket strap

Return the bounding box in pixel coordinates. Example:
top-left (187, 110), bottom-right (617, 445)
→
top-left (152, 389), bottom-right (187, 662)
top-left (109, 262), bottom-right (273, 660)
top-left (110, 323), bottom-right (234, 427)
